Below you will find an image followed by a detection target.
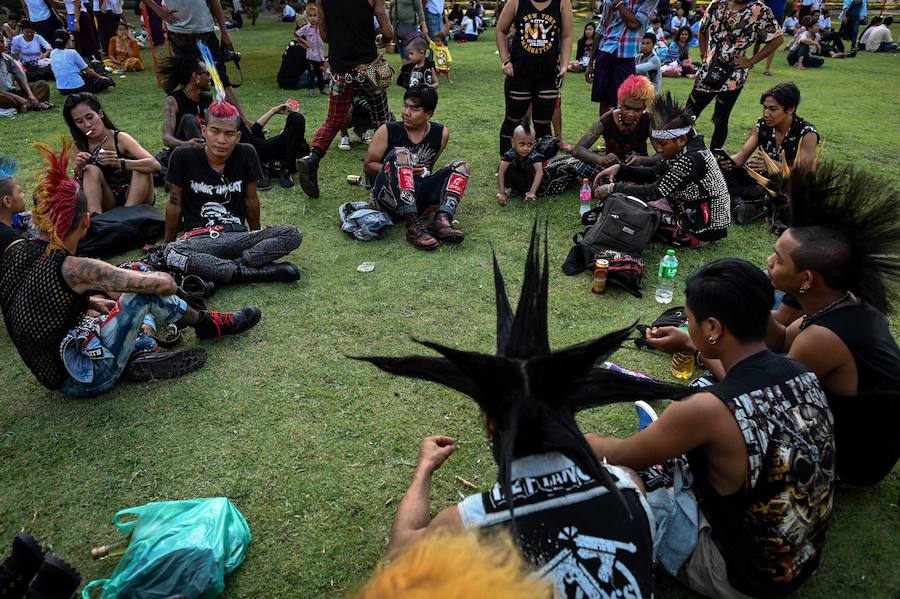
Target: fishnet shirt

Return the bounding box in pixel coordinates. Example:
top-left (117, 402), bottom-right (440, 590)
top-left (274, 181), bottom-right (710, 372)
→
top-left (0, 240), bottom-right (88, 390)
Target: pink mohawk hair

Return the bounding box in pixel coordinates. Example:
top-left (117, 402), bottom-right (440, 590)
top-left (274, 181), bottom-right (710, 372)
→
top-left (617, 75), bottom-right (656, 110)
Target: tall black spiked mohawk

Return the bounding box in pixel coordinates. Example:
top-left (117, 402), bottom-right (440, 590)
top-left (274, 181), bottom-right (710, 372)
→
top-left (355, 223), bottom-right (691, 517)
top-left (649, 91), bottom-right (693, 135)
top-left (785, 162), bottom-right (900, 314)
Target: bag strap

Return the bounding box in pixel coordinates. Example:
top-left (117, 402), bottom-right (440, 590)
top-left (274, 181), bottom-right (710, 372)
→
top-left (81, 579), bottom-right (108, 599)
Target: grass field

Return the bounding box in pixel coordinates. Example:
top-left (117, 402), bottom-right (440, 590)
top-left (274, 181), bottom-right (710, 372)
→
top-left (0, 15), bottom-right (898, 597)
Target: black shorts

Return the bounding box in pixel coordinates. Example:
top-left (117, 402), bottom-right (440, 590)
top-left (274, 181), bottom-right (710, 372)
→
top-left (168, 31), bottom-right (231, 87)
top-left (591, 51), bottom-right (636, 107)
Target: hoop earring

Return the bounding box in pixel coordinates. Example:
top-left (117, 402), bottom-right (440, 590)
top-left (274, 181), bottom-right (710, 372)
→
top-left (708, 337), bottom-right (717, 345)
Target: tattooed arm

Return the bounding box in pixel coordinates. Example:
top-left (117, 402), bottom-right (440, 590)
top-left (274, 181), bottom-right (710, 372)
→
top-left (164, 184), bottom-right (183, 243)
top-left (63, 256), bottom-right (177, 295)
top-left (573, 118), bottom-right (618, 167)
top-left (372, 0), bottom-right (393, 44)
top-left (163, 96), bottom-right (199, 149)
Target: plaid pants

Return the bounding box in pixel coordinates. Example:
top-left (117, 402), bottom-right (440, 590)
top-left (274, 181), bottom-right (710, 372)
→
top-left (311, 74), bottom-right (393, 155)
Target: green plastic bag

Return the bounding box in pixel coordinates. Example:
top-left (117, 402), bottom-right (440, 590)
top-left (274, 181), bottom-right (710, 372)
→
top-left (82, 497), bottom-right (251, 599)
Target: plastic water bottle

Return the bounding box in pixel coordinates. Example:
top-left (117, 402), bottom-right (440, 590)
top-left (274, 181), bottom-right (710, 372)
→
top-left (579, 178), bottom-right (592, 216)
top-left (655, 249), bottom-right (678, 304)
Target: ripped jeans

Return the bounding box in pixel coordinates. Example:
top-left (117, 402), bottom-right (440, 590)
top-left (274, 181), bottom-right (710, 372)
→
top-left (58, 293), bottom-right (187, 398)
top-left (371, 148), bottom-right (468, 220)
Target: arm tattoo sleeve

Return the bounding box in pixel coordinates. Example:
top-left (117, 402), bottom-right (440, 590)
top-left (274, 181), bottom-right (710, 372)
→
top-left (64, 257), bottom-right (175, 295)
top-left (572, 120), bottom-right (605, 164)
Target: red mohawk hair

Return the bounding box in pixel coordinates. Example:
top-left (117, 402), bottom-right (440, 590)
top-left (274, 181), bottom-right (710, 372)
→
top-left (206, 100), bottom-right (240, 123)
top-left (32, 137), bottom-right (83, 255)
top-left (617, 74), bottom-right (656, 110)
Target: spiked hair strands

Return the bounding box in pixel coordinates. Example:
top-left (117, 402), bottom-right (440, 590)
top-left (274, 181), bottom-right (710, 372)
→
top-left (649, 91), bottom-right (693, 140)
top-left (355, 223), bottom-right (691, 519)
top-left (32, 138), bottom-right (86, 254)
top-left (785, 162), bottom-right (900, 314)
top-left (197, 41), bottom-right (226, 101)
top-left (205, 100), bottom-right (241, 126)
top-left (617, 74), bottom-right (656, 111)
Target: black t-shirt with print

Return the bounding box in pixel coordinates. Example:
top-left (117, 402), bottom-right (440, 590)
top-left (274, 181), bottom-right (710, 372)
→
top-left (397, 59), bottom-right (436, 89)
top-left (165, 143), bottom-right (263, 232)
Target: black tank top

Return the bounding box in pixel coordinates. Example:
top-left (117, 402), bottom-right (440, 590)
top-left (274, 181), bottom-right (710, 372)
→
top-left (812, 302), bottom-right (900, 485)
top-left (0, 240), bottom-right (89, 390)
top-left (694, 350), bottom-right (834, 597)
top-left (170, 88), bottom-right (213, 124)
top-left (457, 453), bottom-right (654, 599)
top-left (511, 0), bottom-right (562, 77)
top-left (384, 121), bottom-right (445, 170)
top-left (321, 0), bottom-right (378, 74)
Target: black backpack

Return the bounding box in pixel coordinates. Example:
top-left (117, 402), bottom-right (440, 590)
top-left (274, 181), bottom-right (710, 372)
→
top-left (587, 193), bottom-right (659, 254)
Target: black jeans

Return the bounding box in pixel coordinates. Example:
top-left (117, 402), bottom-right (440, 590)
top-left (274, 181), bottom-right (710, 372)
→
top-left (685, 86), bottom-right (742, 150)
top-left (501, 72), bottom-right (558, 154)
top-left (253, 112), bottom-right (310, 171)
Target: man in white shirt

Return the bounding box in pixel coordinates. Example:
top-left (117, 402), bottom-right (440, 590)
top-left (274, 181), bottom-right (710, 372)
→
top-left (865, 16), bottom-right (897, 51)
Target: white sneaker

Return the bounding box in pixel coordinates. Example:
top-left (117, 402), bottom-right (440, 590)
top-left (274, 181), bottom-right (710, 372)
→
top-left (338, 136), bottom-right (351, 151)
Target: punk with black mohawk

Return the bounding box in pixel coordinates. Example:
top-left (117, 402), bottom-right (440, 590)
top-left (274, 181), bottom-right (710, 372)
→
top-left (357, 223), bottom-right (690, 596)
top-left (767, 161), bottom-right (900, 486)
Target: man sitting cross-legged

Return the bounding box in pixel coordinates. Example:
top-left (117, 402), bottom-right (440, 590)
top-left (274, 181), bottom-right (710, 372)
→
top-left (363, 86), bottom-right (467, 250)
top-left (0, 140), bottom-right (261, 399)
top-left (358, 226), bottom-right (692, 597)
top-left (589, 258), bottom-right (835, 599)
top-left (162, 100), bottom-right (302, 285)
top-left (717, 82), bottom-right (819, 224)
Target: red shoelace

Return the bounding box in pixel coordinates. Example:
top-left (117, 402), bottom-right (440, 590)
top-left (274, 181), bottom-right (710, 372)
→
top-left (208, 311), bottom-right (235, 338)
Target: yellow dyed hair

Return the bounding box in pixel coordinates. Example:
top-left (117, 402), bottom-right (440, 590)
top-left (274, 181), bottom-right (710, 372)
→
top-left (350, 531), bottom-right (552, 599)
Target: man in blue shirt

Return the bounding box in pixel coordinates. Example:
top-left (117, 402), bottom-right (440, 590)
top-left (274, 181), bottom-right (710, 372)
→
top-left (587, 0), bottom-right (657, 116)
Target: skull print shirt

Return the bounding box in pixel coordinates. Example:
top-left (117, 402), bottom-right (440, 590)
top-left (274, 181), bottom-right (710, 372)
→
top-left (690, 350), bottom-right (835, 597)
top-left (165, 143), bottom-right (263, 231)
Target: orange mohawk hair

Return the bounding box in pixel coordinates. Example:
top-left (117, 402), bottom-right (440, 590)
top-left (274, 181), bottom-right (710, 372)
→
top-left (351, 531), bottom-right (551, 599)
top-left (32, 137), bottom-right (83, 255)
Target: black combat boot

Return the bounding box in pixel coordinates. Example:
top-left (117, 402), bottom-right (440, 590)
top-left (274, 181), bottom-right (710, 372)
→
top-left (0, 533), bottom-right (44, 599)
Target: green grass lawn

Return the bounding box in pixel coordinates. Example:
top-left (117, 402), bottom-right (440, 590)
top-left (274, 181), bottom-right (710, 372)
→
top-left (1, 15), bottom-right (898, 597)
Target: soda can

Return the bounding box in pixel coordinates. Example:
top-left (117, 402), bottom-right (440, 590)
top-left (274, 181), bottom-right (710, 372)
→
top-left (347, 175), bottom-right (362, 186)
top-left (592, 259), bottom-right (609, 294)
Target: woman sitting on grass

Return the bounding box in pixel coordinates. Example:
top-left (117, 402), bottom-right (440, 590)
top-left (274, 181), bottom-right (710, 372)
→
top-left (662, 27), bottom-right (695, 78)
top-left (49, 29), bottom-right (114, 95)
top-left (568, 22), bottom-right (596, 73)
top-left (64, 93), bottom-right (159, 213)
top-left (104, 21), bottom-right (144, 72)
